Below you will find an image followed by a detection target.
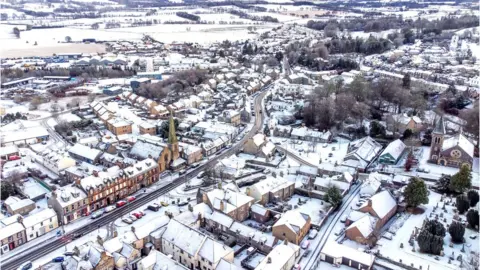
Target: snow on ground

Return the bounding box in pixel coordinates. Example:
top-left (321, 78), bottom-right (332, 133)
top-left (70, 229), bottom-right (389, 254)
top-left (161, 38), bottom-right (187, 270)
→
top-left (58, 113), bottom-right (82, 122)
top-left (377, 191), bottom-right (479, 270)
top-left (287, 194), bottom-right (330, 225)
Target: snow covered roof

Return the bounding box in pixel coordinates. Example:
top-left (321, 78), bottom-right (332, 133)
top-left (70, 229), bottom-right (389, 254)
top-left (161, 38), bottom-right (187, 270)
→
top-left (343, 137), bottom-right (383, 167)
top-left (314, 177), bottom-right (350, 191)
top-left (215, 259), bottom-right (238, 270)
top-left (273, 210), bottom-right (310, 234)
top-left (139, 250), bottom-right (188, 270)
top-left (136, 215), bottom-right (170, 239)
top-left (68, 143), bottom-right (102, 161)
top-left (360, 190), bottom-right (397, 219)
top-left (7, 198), bottom-right (35, 212)
top-left (103, 237), bottom-right (123, 254)
top-left (80, 166), bottom-right (122, 191)
top-left (123, 158), bottom-right (158, 179)
top-left (380, 139), bottom-right (406, 160)
top-left (22, 208), bottom-right (56, 228)
top-left (347, 210), bottom-right (367, 223)
top-left (251, 204), bottom-right (268, 216)
top-left (321, 241), bottom-right (375, 267)
top-left (442, 133), bottom-right (474, 157)
top-left (0, 222), bottom-right (25, 240)
top-left (129, 139), bottom-right (166, 160)
top-left (198, 238), bottom-right (233, 264)
top-left (252, 134), bottom-right (266, 146)
top-left (297, 165), bottom-right (317, 176)
top-left (255, 244), bottom-right (296, 270)
top-left (346, 214), bottom-right (378, 238)
top-left (207, 211), bottom-right (234, 228)
top-left (206, 187), bottom-right (254, 214)
top-left (162, 219), bottom-right (206, 256)
top-left (261, 142), bottom-right (276, 156)
top-left (251, 177), bottom-right (290, 195)
top-left (229, 222), bottom-right (275, 247)
top-left (0, 145), bottom-right (18, 156)
top-left (1, 126), bottom-right (49, 144)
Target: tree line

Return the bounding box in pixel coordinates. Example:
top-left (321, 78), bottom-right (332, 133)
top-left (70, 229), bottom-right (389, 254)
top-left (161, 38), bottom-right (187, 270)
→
top-left (229, 9), bottom-right (279, 23)
top-left (307, 15), bottom-right (479, 36)
top-left (176, 12), bottom-right (200, 21)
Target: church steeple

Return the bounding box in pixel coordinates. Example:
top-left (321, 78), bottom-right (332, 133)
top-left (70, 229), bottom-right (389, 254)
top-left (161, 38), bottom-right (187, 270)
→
top-left (167, 112), bottom-right (179, 161)
top-left (433, 115), bottom-right (445, 135)
top-left (430, 115), bottom-right (445, 163)
top-left (168, 112), bottom-right (178, 144)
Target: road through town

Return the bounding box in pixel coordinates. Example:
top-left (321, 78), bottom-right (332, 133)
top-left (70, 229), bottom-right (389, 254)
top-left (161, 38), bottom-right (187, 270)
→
top-left (1, 90), bottom-right (268, 270)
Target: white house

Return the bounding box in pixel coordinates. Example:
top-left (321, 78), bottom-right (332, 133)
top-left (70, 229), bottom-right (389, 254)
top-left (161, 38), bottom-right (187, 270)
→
top-left (255, 243), bottom-right (298, 270)
top-left (22, 208), bottom-right (58, 241)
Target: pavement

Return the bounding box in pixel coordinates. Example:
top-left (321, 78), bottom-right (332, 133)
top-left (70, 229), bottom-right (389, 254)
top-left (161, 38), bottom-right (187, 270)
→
top-left (1, 88), bottom-right (268, 270)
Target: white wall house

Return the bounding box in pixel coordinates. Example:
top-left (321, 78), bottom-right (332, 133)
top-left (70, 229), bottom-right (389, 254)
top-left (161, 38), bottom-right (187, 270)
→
top-left (22, 209), bottom-right (58, 241)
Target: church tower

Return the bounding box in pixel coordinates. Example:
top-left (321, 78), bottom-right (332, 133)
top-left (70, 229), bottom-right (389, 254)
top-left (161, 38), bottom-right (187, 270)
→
top-left (168, 113), bottom-right (179, 161)
top-left (429, 115), bottom-right (445, 162)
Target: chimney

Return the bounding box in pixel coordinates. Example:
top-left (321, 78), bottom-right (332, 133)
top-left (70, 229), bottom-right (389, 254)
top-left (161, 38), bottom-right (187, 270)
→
top-left (367, 199), bottom-right (372, 207)
top-left (267, 257), bottom-right (272, 264)
top-left (17, 216), bottom-right (24, 225)
top-left (202, 193), bottom-right (208, 204)
top-left (246, 187), bottom-right (251, 196)
top-left (219, 200), bottom-right (225, 212)
top-left (51, 190), bottom-right (57, 198)
top-left (92, 170), bottom-right (99, 177)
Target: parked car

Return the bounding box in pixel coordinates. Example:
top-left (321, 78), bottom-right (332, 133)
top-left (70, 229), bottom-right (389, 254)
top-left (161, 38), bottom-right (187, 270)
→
top-left (52, 257), bottom-right (64, 263)
top-left (178, 201), bottom-right (189, 207)
top-left (197, 171), bottom-right (205, 178)
top-left (328, 153), bottom-right (333, 158)
top-left (122, 217), bottom-right (133, 224)
top-left (132, 212), bottom-right (143, 219)
top-left (148, 204), bottom-right (161, 212)
top-left (308, 229), bottom-right (318, 239)
top-left (340, 215), bottom-right (347, 223)
top-left (301, 240), bottom-right (310, 249)
top-left (469, 234), bottom-right (477, 239)
top-left (8, 155), bottom-right (20, 161)
top-left (18, 261), bottom-right (32, 270)
top-left (334, 228), bottom-right (343, 236)
top-left (129, 215), bottom-right (138, 221)
top-left (126, 196), bottom-right (136, 202)
top-left (64, 252), bottom-right (74, 257)
top-left (302, 249), bottom-right (311, 257)
top-left (179, 169), bottom-right (186, 175)
top-left (91, 210), bottom-right (104, 219)
top-left (105, 205), bottom-right (116, 212)
top-left (161, 201), bottom-right (169, 207)
top-left (382, 232), bottom-right (393, 240)
top-left (416, 167), bottom-right (430, 173)
top-left (116, 200), bottom-right (127, 207)
top-left (292, 264), bottom-right (301, 270)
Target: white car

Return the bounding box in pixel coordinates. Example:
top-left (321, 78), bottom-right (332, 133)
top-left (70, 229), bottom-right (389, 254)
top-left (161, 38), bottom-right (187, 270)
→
top-left (340, 215), bottom-right (347, 223)
top-left (334, 228), bottom-right (343, 236)
top-left (122, 217), bottom-right (133, 224)
top-left (129, 215), bottom-right (138, 221)
top-left (308, 229), bottom-right (318, 239)
top-left (105, 205), bottom-right (116, 213)
top-left (382, 232), bottom-right (393, 240)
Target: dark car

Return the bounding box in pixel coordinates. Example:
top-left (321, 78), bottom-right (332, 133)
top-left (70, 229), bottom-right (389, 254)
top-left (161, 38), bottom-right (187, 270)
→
top-left (147, 204), bottom-right (161, 212)
top-left (178, 201), bottom-right (189, 207)
top-left (52, 257), bottom-right (64, 263)
top-left (64, 252), bottom-right (74, 257)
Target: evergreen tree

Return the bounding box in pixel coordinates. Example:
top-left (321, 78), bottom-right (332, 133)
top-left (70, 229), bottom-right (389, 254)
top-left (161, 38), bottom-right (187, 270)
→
top-left (324, 185), bottom-right (342, 208)
top-left (448, 221), bottom-right (465, 243)
top-left (404, 177), bottom-right (429, 208)
top-left (435, 174), bottom-right (452, 193)
top-left (466, 209), bottom-right (479, 229)
top-left (450, 165), bottom-right (472, 193)
top-left (402, 74), bottom-right (411, 89)
top-left (456, 195), bottom-right (470, 214)
top-left (417, 219), bottom-right (445, 255)
top-left (467, 190), bottom-right (479, 207)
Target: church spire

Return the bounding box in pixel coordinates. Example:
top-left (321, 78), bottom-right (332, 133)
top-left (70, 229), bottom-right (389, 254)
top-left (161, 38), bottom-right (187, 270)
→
top-left (168, 112), bottom-right (177, 144)
top-left (433, 115), bottom-right (445, 135)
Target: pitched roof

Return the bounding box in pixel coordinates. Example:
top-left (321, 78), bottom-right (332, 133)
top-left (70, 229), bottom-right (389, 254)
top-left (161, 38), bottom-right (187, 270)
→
top-left (273, 210), bottom-right (309, 234)
top-left (360, 190), bottom-right (397, 219)
top-left (198, 238), bottom-right (233, 264)
top-left (346, 214), bottom-right (378, 238)
top-left (161, 219), bottom-right (206, 256)
top-left (380, 139), bottom-right (406, 160)
top-left (442, 133), bottom-right (474, 157)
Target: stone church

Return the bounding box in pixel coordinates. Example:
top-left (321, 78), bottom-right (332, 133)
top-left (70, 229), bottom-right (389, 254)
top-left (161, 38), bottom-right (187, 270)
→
top-left (429, 116), bottom-right (474, 169)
